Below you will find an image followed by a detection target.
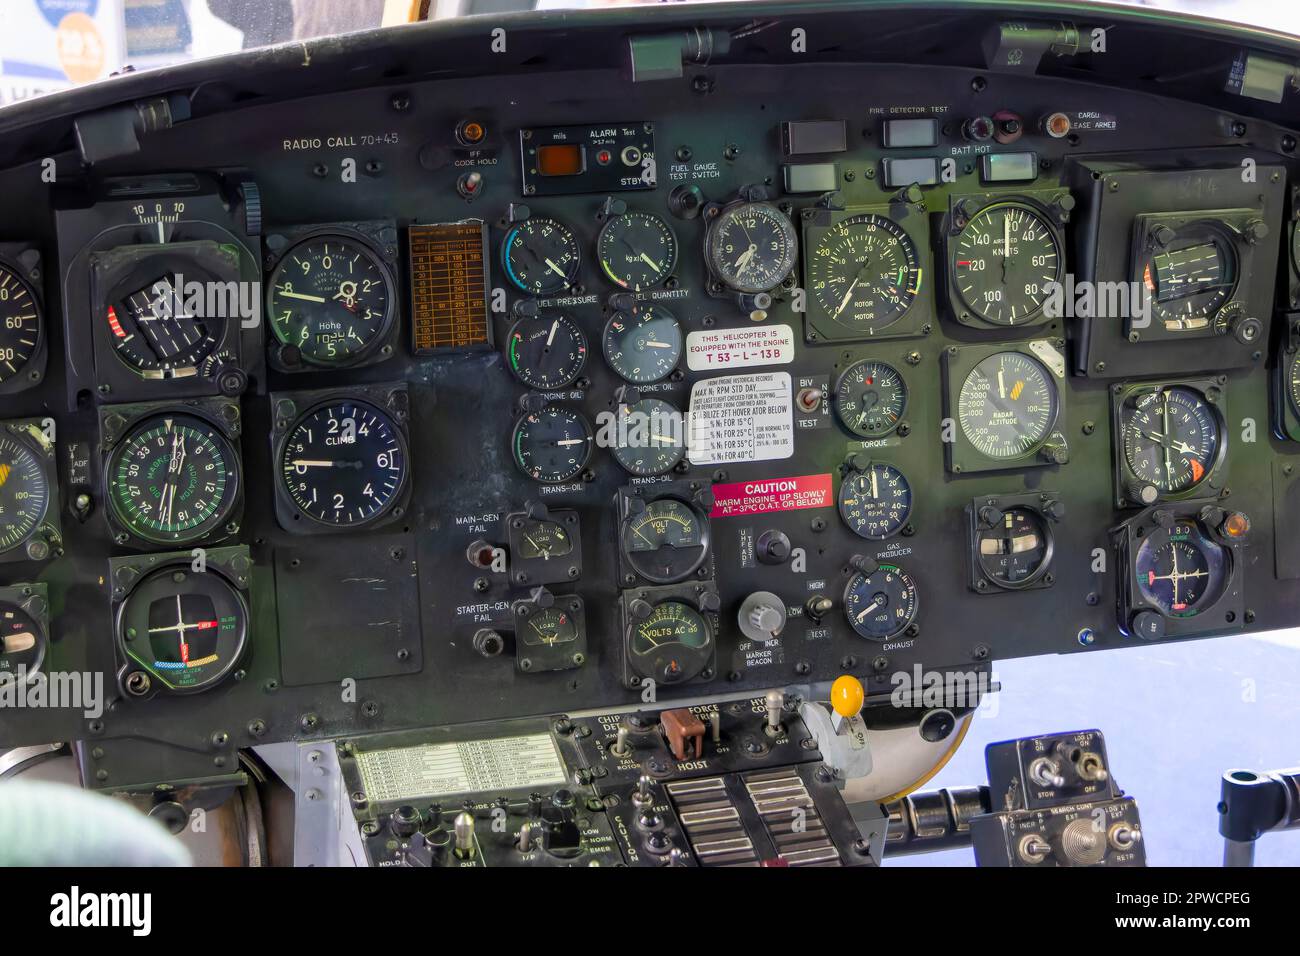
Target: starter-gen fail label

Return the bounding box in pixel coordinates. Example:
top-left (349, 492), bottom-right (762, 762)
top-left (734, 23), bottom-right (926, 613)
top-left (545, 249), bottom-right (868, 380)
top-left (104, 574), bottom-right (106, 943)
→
top-left (688, 371), bottom-right (794, 465)
top-left (710, 474), bottom-right (833, 518)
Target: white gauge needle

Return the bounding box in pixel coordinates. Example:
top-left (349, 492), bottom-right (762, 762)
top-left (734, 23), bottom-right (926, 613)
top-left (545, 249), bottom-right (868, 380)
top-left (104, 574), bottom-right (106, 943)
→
top-left (544, 258), bottom-right (568, 278)
top-left (855, 599), bottom-right (883, 622)
top-left (644, 340), bottom-right (672, 348)
top-left (546, 320), bottom-right (558, 347)
top-left (556, 438), bottom-right (585, 446)
top-left (998, 368), bottom-right (1007, 400)
top-left (279, 290), bottom-right (327, 303)
top-left (638, 253), bottom-right (662, 273)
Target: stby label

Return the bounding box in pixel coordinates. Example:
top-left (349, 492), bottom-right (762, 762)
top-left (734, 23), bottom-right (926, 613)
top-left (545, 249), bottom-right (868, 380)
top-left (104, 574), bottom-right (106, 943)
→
top-left (686, 324), bottom-right (795, 371)
top-left (710, 473), bottom-right (833, 518)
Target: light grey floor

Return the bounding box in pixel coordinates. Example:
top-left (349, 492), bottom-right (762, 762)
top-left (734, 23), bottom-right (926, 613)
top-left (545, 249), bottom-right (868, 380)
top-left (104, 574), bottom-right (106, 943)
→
top-left (888, 630), bottom-right (1300, 866)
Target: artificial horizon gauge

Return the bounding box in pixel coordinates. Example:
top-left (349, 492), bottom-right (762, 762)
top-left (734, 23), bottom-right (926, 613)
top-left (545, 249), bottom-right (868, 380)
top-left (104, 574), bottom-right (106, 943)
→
top-left (611, 398), bottom-right (686, 476)
top-left (115, 565), bottom-right (249, 694)
top-left (807, 213), bottom-right (921, 333)
top-left (502, 217), bottom-right (581, 296)
top-left (0, 430), bottom-right (51, 556)
top-left (838, 463), bottom-right (912, 540)
top-left (506, 313), bottom-right (588, 389)
top-left (952, 201), bottom-right (1061, 325)
top-left (512, 405), bottom-right (593, 483)
top-left (1133, 220), bottom-right (1238, 334)
top-left (1134, 519), bottom-right (1229, 618)
top-left (627, 600), bottom-right (714, 684)
top-left (977, 507), bottom-right (1052, 587)
top-left (1120, 386), bottom-right (1220, 495)
top-left (621, 496), bottom-right (708, 583)
top-left (279, 400), bottom-right (409, 526)
top-left (0, 599), bottom-right (46, 680)
top-left (0, 261), bottom-right (42, 386)
top-left (107, 413), bottom-right (240, 545)
top-left (706, 201), bottom-right (798, 294)
top-left (106, 273), bottom-right (221, 377)
top-left (267, 234), bottom-right (396, 367)
top-left (833, 359), bottom-right (908, 437)
top-left (843, 563), bottom-right (918, 641)
top-left (596, 210), bottom-right (678, 290)
top-left (603, 306), bottom-right (683, 384)
top-left (958, 351), bottom-right (1059, 459)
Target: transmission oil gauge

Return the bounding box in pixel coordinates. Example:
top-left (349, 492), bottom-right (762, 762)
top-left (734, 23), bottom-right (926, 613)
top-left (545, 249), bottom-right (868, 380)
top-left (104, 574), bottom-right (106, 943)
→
top-left (808, 213), bottom-right (921, 333)
top-left (280, 400), bottom-right (409, 527)
top-left (0, 262), bottom-right (42, 387)
top-left (603, 306), bottom-right (682, 384)
top-left (844, 564), bottom-right (918, 641)
top-left (834, 359), bottom-right (907, 437)
top-left (267, 234), bottom-right (396, 367)
top-left (952, 201), bottom-right (1061, 325)
top-left (116, 565), bottom-right (249, 694)
top-left (512, 405), bottom-right (593, 483)
top-left (707, 201), bottom-right (797, 294)
top-left (597, 210), bottom-right (677, 290)
top-left (107, 414), bottom-right (240, 545)
top-left (838, 463), bottom-right (912, 540)
top-left (507, 313), bottom-right (587, 389)
top-left (502, 217), bottom-right (581, 296)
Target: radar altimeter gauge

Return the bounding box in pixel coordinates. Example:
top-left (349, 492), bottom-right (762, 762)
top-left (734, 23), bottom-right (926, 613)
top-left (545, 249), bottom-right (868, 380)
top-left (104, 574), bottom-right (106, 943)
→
top-left (277, 396), bottom-right (410, 530)
top-left (0, 420), bottom-right (61, 564)
top-left (705, 200), bottom-right (798, 295)
top-left (267, 231), bottom-right (397, 369)
top-left (115, 562), bottom-right (250, 695)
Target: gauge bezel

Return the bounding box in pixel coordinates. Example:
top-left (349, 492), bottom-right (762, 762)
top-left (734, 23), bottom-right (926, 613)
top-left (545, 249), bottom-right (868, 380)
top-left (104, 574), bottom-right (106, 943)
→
top-left (104, 407), bottom-right (243, 547)
top-left (616, 485), bottom-right (712, 585)
top-left (265, 224), bottom-right (400, 371)
top-left (505, 312), bottom-right (588, 389)
top-left (0, 418), bottom-right (62, 566)
top-left (942, 190), bottom-right (1069, 331)
top-left (1110, 378), bottom-right (1228, 508)
top-left (511, 590), bottom-right (588, 674)
top-left (832, 358), bottom-right (909, 438)
top-left (610, 397), bottom-right (687, 476)
top-left (602, 306), bottom-right (683, 385)
top-left (966, 493), bottom-right (1059, 592)
top-left (501, 216), bottom-right (582, 296)
top-left (502, 506), bottom-right (584, 587)
top-left (801, 205), bottom-right (931, 343)
top-left (942, 339), bottom-right (1068, 475)
top-left (270, 384), bottom-right (412, 535)
top-left (111, 549), bottom-right (251, 696)
top-left (596, 209), bottom-right (678, 291)
top-left (0, 583), bottom-right (50, 683)
top-left (842, 563), bottom-right (919, 642)
top-left (1276, 330), bottom-right (1300, 442)
top-left (511, 404), bottom-right (594, 484)
top-left (619, 584), bottom-right (719, 689)
top-left (0, 247), bottom-right (48, 396)
top-left (704, 199), bottom-right (798, 295)
top-left (837, 461), bottom-right (913, 541)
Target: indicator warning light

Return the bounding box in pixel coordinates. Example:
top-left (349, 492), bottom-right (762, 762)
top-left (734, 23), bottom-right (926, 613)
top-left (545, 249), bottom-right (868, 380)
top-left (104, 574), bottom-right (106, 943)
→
top-left (595, 149), bottom-right (612, 165)
top-left (456, 119), bottom-right (486, 146)
top-left (1222, 511), bottom-right (1251, 537)
top-left (1042, 112), bottom-right (1072, 138)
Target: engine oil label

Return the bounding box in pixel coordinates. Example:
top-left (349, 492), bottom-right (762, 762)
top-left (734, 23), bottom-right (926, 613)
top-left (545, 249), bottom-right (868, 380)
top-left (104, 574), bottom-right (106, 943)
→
top-left (688, 371), bottom-right (794, 465)
top-left (355, 733), bottom-right (567, 802)
top-left (685, 324), bottom-right (795, 371)
top-left (709, 473), bottom-right (833, 518)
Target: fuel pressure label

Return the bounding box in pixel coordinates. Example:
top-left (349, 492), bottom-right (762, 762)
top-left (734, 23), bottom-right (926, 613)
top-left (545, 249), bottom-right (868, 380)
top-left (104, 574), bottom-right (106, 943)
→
top-left (688, 371), bottom-right (794, 465)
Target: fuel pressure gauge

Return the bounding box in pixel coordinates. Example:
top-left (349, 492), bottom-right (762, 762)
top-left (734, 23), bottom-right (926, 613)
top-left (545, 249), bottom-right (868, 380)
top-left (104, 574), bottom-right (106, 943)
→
top-left (502, 217), bottom-right (581, 296)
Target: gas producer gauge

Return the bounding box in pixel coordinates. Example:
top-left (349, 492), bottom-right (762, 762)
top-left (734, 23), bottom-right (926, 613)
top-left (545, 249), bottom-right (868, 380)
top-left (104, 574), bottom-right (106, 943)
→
top-left (838, 463), bottom-right (912, 540)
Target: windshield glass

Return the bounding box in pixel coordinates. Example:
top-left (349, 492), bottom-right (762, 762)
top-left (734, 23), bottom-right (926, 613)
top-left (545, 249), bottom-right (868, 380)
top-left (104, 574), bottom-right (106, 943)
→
top-left (0, 0), bottom-right (1297, 107)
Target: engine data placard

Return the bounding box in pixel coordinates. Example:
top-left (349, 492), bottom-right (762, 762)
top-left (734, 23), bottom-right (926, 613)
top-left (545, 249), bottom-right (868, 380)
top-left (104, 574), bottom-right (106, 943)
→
top-left (688, 371), bottom-right (794, 465)
top-left (355, 733), bottom-right (567, 803)
top-left (408, 221), bottom-right (491, 352)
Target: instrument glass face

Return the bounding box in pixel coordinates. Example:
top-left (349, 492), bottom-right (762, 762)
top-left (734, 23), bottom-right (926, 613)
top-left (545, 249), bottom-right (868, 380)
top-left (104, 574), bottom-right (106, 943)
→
top-left (611, 398), bottom-right (686, 476)
top-left (621, 497), bottom-right (707, 583)
top-left (843, 564), bottom-right (918, 641)
top-left (1121, 386), bottom-right (1219, 494)
top-left (1137, 225), bottom-right (1237, 332)
top-left (519, 607), bottom-right (579, 647)
top-left (1134, 520), bottom-right (1229, 618)
top-left (108, 275), bottom-right (220, 376)
top-left (268, 235), bottom-right (393, 366)
top-left (511, 405), bottom-right (593, 483)
top-left (602, 306), bottom-right (682, 384)
top-left (977, 507), bottom-right (1050, 586)
top-left (108, 414), bottom-right (239, 544)
top-left (958, 351), bottom-right (1058, 459)
top-left (514, 519), bottom-right (573, 560)
top-left (502, 217), bottom-right (581, 295)
top-left (0, 601), bottom-right (45, 680)
top-left (0, 263), bottom-right (41, 386)
top-left (952, 202), bottom-right (1061, 325)
top-left (280, 401), bottom-right (408, 526)
top-left (707, 201), bottom-right (798, 293)
top-left (834, 359), bottom-right (907, 437)
top-left (117, 567), bottom-right (249, 693)
top-left (838, 463), bottom-right (911, 540)
top-left (507, 313), bottom-right (587, 389)
top-left (628, 600), bottom-right (713, 684)
top-left (0, 433), bottom-right (49, 554)
top-left (808, 213), bottom-right (921, 332)
top-left (597, 210), bottom-right (678, 290)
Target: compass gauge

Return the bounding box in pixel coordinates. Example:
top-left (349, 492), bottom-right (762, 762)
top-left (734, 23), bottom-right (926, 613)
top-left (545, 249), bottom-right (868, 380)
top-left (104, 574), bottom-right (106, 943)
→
top-left (1121, 386), bottom-right (1220, 495)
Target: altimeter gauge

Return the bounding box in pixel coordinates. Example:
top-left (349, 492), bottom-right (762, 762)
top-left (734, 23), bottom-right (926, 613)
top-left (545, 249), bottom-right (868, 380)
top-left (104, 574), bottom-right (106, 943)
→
top-left (0, 426), bottom-right (55, 560)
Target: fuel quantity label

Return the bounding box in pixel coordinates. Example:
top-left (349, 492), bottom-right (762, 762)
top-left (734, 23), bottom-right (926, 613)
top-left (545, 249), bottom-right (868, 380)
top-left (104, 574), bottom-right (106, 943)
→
top-left (688, 371), bottom-right (794, 465)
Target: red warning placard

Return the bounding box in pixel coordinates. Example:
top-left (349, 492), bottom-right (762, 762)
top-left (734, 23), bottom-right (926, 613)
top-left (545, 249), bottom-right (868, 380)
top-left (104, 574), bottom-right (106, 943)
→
top-left (709, 474), bottom-right (833, 518)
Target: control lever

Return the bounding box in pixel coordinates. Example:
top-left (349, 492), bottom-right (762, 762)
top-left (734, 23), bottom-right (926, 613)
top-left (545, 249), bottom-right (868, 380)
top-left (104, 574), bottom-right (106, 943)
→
top-left (796, 675), bottom-right (873, 783)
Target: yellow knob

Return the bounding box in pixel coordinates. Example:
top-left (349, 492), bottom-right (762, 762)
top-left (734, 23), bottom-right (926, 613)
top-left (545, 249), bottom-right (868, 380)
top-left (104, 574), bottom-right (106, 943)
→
top-left (831, 675), bottom-right (864, 718)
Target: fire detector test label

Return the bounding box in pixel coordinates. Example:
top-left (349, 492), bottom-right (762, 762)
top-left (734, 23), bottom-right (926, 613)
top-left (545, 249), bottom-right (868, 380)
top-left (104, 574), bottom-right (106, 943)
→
top-left (710, 474), bottom-right (833, 518)
top-left (685, 324), bottom-right (795, 371)
top-left (688, 371), bottom-right (794, 465)
top-left (354, 734), bottom-right (567, 802)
